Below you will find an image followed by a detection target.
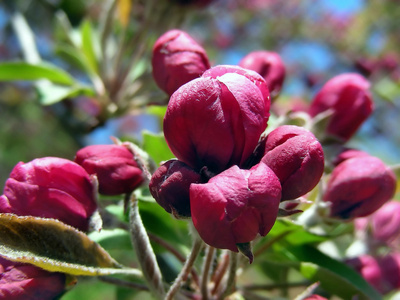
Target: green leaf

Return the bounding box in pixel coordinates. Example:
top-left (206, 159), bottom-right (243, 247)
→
top-left (288, 244), bottom-right (382, 300)
top-left (142, 131), bottom-right (174, 166)
top-left (0, 214), bottom-right (141, 277)
top-left (0, 62), bottom-right (75, 85)
top-left (80, 19), bottom-right (99, 74)
top-left (138, 201), bottom-right (191, 251)
top-left (374, 77), bottom-right (400, 103)
top-left (36, 82), bottom-right (95, 105)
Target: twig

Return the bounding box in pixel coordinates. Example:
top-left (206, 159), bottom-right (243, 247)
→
top-left (200, 246), bottom-right (215, 300)
top-left (165, 236), bottom-right (203, 300)
top-left (217, 252), bottom-right (238, 300)
top-left (129, 193), bottom-right (165, 299)
top-left (210, 251), bottom-right (230, 296)
top-left (99, 276), bottom-right (149, 291)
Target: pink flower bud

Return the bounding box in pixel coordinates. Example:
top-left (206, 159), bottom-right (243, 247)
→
top-left (346, 255), bottom-right (384, 293)
top-left (332, 148), bottom-right (370, 166)
top-left (359, 201), bottom-right (400, 245)
top-left (152, 29), bottom-right (210, 96)
top-left (379, 253), bottom-right (400, 292)
top-left (75, 144), bottom-right (144, 195)
top-left (323, 156), bottom-right (396, 219)
top-left (309, 73), bottom-right (374, 142)
top-left (0, 157), bottom-right (97, 232)
top-left (190, 163), bottom-right (281, 251)
top-left (303, 295), bottom-right (328, 300)
top-left (239, 51), bottom-right (286, 98)
top-left (0, 257), bottom-right (66, 300)
top-left (149, 159), bottom-right (202, 218)
top-left (164, 65), bottom-right (269, 173)
top-left (202, 65), bottom-right (271, 117)
top-left (260, 125), bottom-right (324, 200)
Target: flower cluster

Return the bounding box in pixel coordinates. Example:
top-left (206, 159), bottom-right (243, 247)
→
top-left (150, 57), bottom-right (324, 254)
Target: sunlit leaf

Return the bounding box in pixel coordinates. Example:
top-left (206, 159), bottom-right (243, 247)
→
top-left (142, 131), bottom-right (175, 166)
top-left (80, 20), bottom-right (100, 74)
top-left (0, 62), bottom-right (75, 85)
top-left (36, 82), bottom-right (95, 105)
top-left (0, 214), bottom-right (141, 277)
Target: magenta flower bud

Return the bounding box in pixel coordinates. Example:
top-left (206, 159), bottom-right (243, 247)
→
top-left (260, 125), bottom-right (324, 200)
top-left (164, 66), bottom-right (269, 173)
top-left (75, 144), bottom-right (144, 196)
top-left (303, 295), bottom-right (328, 300)
top-left (323, 156), bottom-right (397, 219)
top-left (0, 257), bottom-right (66, 300)
top-left (369, 201), bottom-right (400, 245)
top-left (149, 159), bottom-right (202, 218)
top-left (309, 73), bottom-right (374, 142)
top-left (0, 157), bottom-right (97, 232)
top-left (332, 148), bottom-right (370, 166)
top-left (152, 29), bottom-right (210, 96)
top-left (202, 64), bottom-right (271, 117)
top-left (239, 51), bottom-right (286, 98)
top-left (190, 163), bottom-right (281, 252)
top-left (346, 255), bottom-right (384, 293)
top-left (379, 253), bottom-right (400, 292)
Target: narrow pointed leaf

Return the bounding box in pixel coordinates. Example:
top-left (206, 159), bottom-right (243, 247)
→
top-left (0, 62), bottom-right (75, 85)
top-left (0, 214), bottom-right (141, 277)
top-left (288, 244), bottom-right (382, 300)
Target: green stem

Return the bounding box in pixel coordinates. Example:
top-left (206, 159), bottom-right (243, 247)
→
top-left (165, 236), bottom-right (203, 300)
top-left (128, 193), bottom-right (165, 299)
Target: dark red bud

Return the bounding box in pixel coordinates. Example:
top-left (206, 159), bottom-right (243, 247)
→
top-left (190, 163), bottom-right (281, 251)
top-left (324, 156), bottom-right (396, 219)
top-left (149, 159), bottom-right (202, 218)
top-left (0, 257), bottom-right (66, 300)
top-left (0, 157), bottom-right (97, 232)
top-left (261, 125), bottom-right (324, 200)
top-left (164, 65), bottom-right (268, 173)
top-left (309, 73), bottom-right (374, 142)
top-left (152, 29), bottom-right (210, 96)
top-left (239, 51), bottom-right (286, 98)
top-left (75, 144), bottom-right (144, 196)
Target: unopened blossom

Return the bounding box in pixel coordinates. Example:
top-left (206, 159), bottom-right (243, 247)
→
top-left (323, 156), bottom-right (396, 219)
top-left (152, 29), bottom-right (210, 96)
top-left (379, 253), bottom-right (400, 292)
top-left (190, 163), bottom-right (281, 252)
top-left (239, 51), bottom-right (286, 98)
top-left (260, 125), bottom-right (324, 200)
top-left (346, 255), bottom-right (384, 293)
top-left (164, 65), bottom-right (269, 173)
top-left (149, 159), bottom-right (202, 218)
top-left (332, 148), bottom-right (370, 166)
top-left (309, 73), bottom-right (374, 142)
top-left (303, 295), bottom-right (328, 300)
top-left (355, 201), bottom-right (400, 245)
top-left (202, 64), bottom-right (271, 116)
top-left (75, 144), bottom-right (144, 195)
top-left (0, 157), bottom-right (97, 232)
top-left (0, 257), bottom-right (66, 300)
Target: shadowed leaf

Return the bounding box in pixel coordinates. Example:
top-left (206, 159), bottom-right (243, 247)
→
top-left (0, 214), bottom-right (141, 277)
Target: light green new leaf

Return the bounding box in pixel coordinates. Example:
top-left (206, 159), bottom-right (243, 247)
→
top-left (36, 82), bottom-right (95, 105)
top-left (80, 20), bottom-right (100, 74)
top-left (0, 62), bottom-right (75, 85)
top-left (0, 214), bottom-right (141, 277)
